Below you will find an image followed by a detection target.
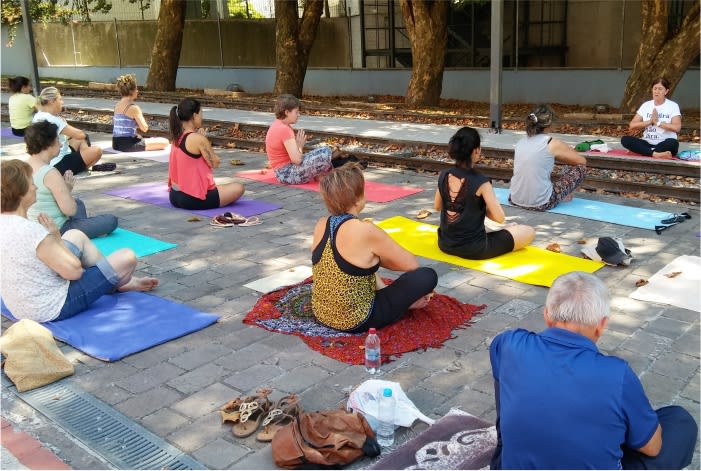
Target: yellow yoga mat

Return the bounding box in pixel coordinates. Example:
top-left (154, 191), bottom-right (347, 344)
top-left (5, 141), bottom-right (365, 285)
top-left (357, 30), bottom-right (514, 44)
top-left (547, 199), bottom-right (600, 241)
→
top-left (377, 216), bottom-right (604, 287)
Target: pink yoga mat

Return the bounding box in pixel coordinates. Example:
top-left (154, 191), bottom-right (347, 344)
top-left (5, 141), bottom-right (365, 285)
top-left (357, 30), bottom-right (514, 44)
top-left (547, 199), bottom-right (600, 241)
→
top-left (236, 169), bottom-right (423, 203)
top-left (586, 148), bottom-right (699, 164)
top-left (105, 182), bottom-right (281, 218)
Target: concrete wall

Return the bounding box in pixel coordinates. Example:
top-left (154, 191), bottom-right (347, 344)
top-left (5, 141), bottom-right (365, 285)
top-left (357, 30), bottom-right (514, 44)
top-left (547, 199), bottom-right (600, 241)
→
top-left (3, 18), bottom-right (698, 108)
top-left (567, 0), bottom-right (642, 68)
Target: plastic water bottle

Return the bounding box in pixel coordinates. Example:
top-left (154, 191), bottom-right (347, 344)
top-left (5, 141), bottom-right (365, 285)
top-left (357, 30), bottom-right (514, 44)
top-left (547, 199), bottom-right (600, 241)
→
top-left (376, 388), bottom-right (395, 447)
top-left (364, 328), bottom-right (381, 374)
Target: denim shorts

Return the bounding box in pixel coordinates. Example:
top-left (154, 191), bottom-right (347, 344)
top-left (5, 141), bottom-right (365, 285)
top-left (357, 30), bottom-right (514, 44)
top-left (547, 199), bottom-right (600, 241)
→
top-left (55, 240), bottom-right (120, 321)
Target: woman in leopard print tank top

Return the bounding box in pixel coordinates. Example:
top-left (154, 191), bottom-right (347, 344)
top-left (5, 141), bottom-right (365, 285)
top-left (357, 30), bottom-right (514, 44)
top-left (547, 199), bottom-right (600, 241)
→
top-left (311, 163), bottom-right (437, 333)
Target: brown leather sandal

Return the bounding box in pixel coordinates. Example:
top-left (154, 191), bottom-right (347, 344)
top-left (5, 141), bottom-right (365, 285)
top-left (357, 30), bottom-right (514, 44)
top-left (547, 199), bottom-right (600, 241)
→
top-left (231, 390), bottom-right (273, 438)
top-left (255, 395), bottom-right (302, 442)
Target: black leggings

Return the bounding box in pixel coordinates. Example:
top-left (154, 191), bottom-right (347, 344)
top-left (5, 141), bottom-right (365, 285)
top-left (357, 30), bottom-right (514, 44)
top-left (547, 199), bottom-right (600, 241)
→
top-left (621, 136), bottom-right (679, 157)
top-left (169, 188), bottom-right (220, 210)
top-left (348, 267), bottom-right (438, 333)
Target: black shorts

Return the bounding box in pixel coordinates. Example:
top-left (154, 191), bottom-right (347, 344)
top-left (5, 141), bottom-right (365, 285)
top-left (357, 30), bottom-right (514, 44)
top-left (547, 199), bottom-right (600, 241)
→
top-left (11, 127), bottom-right (26, 136)
top-left (169, 188), bottom-right (220, 210)
top-left (440, 229), bottom-right (515, 260)
top-left (53, 149), bottom-right (88, 175)
top-left (113, 136), bottom-right (145, 152)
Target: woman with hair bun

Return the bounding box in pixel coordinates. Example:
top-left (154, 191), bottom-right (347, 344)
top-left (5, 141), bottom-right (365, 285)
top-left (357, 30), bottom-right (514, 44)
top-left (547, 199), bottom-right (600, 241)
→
top-left (435, 127), bottom-right (534, 260)
top-left (112, 74), bottom-right (168, 152)
top-left (167, 98), bottom-right (245, 210)
top-left (8, 76), bottom-right (36, 136)
top-left (509, 104), bottom-right (587, 211)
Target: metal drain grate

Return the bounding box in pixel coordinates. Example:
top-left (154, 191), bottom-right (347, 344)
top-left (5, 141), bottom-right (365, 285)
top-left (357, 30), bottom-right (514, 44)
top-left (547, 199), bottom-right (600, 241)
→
top-left (3, 376), bottom-right (206, 469)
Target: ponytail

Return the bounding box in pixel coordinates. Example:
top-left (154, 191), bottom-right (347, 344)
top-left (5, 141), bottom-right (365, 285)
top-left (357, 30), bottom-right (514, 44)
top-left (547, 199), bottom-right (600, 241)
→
top-left (448, 127), bottom-right (481, 168)
top-left (169, 98), bottom-right (201, 141)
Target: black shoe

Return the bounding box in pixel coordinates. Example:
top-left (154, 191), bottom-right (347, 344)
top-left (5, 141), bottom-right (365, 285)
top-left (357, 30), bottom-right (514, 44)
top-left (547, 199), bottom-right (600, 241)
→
top-left (661, 213), bottom-right (691, 224)
top-left (92, 163), bottom-right (117, 172)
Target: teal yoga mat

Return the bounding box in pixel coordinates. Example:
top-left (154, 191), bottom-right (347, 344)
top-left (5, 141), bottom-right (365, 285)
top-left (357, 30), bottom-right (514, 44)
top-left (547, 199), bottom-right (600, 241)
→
top-left (93, 228), bottom-right (176, 257)
top-left (493, 187), bottom-right (676, 230)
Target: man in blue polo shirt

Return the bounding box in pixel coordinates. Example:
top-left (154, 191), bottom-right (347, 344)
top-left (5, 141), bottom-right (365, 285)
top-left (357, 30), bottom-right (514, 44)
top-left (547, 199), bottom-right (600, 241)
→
top-left (489, 271), bottom-right (697, 469)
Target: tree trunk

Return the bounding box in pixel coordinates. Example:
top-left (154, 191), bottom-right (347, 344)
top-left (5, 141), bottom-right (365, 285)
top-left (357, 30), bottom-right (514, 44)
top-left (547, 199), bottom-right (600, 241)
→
top-left (400, 0), bottom-right (449, 107)
top-left (146, 0), bottom-right (186, 91)
top-left (620, 0), bottom-right (700, 112)
top-left (273, 0), bottom-right (324, 97)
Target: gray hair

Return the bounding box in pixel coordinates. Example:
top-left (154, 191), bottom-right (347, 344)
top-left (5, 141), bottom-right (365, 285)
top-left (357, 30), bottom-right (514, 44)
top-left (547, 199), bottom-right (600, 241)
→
top-left (545, 272), bottom-right (609, 326)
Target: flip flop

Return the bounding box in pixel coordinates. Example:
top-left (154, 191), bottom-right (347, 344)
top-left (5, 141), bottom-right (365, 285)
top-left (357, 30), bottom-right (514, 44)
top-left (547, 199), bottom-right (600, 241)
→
top-left (210, 215), bottom-right (235, 227)
top-left (237, 216), bottom-right (262, 227)
top-left (222, 212), bottom-right (248, 224)
top-left (416, 209), bottom-right (432, 219)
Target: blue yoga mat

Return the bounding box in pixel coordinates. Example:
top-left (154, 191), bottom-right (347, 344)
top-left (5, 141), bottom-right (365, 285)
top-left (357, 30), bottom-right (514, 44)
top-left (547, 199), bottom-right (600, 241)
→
top-left (1, 292), bottom-right (219, 361)
top-left (493, 187), bottom-right (676, 230)
top-left (93, 228), bottom-right (176, 257)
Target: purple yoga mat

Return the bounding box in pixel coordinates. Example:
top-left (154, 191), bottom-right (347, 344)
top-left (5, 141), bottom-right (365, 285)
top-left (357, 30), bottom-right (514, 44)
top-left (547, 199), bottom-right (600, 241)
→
top-left (105, 182), bottom-right (281, 217)
top-left (1, 128), bottom-right (23, 139)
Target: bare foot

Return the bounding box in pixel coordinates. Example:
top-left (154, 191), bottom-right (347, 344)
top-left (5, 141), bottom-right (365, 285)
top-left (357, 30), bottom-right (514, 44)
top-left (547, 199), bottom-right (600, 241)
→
top-left (652, 151), bottom-right (673, 159)
top-left (118, 277), bottom-right (160, 292)
top-left (409, 293), bottom-right (433, 310)
top-left (562, 192), bottom-right (575, 202)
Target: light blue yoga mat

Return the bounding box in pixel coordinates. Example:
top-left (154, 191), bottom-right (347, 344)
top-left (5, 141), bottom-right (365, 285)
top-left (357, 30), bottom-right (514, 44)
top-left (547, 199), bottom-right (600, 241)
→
top-left (2, 292), bottom-right (219, 361)
top-left (493, 187), bottom-right (676, 230)
top-left (93, 228), bottom-right (176, 257)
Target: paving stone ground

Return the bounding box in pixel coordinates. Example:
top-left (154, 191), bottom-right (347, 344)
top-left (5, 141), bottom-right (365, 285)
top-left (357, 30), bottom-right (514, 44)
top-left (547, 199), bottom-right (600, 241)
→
top-left (0, 113), bottom-right (699, 469)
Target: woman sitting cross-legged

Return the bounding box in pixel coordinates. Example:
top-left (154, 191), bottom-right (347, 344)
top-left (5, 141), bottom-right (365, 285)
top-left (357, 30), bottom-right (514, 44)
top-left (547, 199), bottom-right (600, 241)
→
top-left (26, 121), bottom-right (118, 239)
top-left (168, 98), bottom-right (245, 210)
top-left (8, 76), bottom-right (37, 137)
top-left (266, 94), bottom-right (347, 184)
top-left (311, 163), bottom-right (438, 333)
top-left (509, 104), bottom-right (587, 211)
top-left (112, 74), bottom-right (169, 152)
top-left (32, 86), bottom-right (103, 175)
top-left (0, 159), bottom-right (158, 323)
top-left (621, 77), bottom-right (682, 159)
top-left (435, 127), bottom-right (534, 260)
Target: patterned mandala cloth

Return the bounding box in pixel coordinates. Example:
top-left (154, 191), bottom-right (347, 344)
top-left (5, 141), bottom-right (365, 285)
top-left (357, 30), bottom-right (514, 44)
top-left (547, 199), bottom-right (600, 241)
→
top-left (244, 278), bottom-right (485, 365)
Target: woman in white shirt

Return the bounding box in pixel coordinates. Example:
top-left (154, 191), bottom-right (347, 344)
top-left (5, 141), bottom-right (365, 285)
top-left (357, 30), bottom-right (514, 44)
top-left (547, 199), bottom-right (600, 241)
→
top-left (621, 78), bottom-right (682, 159)
top-left (0, 159), bottom-right (158, 323)
top-left (32, 87), bottom-right (103, 175)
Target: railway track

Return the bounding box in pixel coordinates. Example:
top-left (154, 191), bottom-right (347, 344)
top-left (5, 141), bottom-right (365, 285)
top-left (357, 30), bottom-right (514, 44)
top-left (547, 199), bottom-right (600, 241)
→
top-left (37, 84), bottom-right (701, 136)
top-left (56, 109), bottom-right (700, 203)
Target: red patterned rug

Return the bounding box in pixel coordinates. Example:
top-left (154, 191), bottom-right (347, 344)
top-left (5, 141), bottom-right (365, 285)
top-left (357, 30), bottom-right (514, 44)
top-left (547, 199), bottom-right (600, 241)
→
top-left (243, 278), bottom-right (484, 365)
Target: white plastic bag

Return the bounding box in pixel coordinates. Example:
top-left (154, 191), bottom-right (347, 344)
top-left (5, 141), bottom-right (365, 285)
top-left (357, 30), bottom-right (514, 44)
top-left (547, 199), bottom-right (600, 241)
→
top-left (347, 379), bottom-right (434, 428)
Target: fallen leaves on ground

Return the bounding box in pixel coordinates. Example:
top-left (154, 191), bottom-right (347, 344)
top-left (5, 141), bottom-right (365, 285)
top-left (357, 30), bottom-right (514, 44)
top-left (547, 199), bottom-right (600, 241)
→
top-left (665, 271), bottom-right (682, 278)
top-left (187, 216), bottom-right (202, 222)
top-left (546, 243), bottom-right (561, 253)
top-left (635, 279), bottom-right (649, 287)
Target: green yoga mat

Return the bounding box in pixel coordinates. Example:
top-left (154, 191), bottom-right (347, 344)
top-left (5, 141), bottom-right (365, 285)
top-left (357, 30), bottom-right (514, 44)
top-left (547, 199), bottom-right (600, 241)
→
top-left (92, 228), bottom-right (176, 257)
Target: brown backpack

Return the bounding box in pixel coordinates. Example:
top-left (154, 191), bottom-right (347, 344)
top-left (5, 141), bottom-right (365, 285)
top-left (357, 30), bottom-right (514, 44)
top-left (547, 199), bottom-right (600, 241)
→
top-left (272, 409), bottom-right (381, 469)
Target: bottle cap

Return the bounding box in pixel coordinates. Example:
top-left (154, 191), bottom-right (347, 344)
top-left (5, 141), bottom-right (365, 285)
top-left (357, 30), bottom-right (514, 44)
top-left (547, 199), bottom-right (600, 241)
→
top-left (383, 388), bottom-right (392, 397)
top-left (369, 328), bottom-right (377, 334)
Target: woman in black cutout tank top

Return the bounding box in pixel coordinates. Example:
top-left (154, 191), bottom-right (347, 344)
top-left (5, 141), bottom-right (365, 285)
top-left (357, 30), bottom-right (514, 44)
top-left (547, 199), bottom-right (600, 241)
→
top-left (435, 127), bottom-right (534, 260)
